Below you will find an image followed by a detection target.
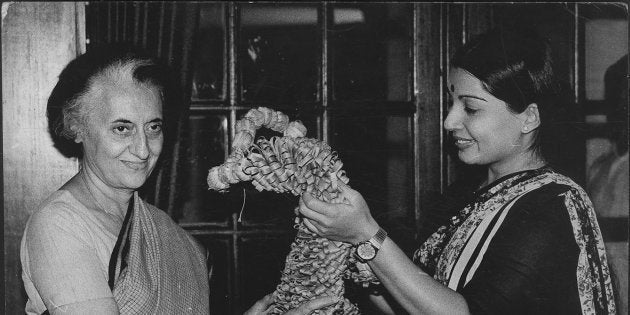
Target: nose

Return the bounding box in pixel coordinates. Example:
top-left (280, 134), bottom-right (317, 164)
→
top-left (130, 130), bottom-right (150, 160)
top-left (443, 106), bottom-right (462, 131)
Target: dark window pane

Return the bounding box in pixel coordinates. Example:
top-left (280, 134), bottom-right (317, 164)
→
top-left (191, 235), bottom-right (231, 314)
top-left (180, 114), bottom-right (233, 224)
top-left (240, 3), bottom-right (319, 104)
top-left (238, 235), bottom-right (295, 313)
top-left (332, 3), bottom-right (412, 101)
top-left (192, 3), bottom-right (225, 100)
top-left (330, 114), bottom-right (416, 250)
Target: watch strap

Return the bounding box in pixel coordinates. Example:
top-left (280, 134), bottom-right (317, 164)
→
top-left (367, 227), bottom-right (387, 249)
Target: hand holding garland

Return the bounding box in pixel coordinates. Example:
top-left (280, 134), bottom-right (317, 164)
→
top-left (298, 182), bottom-right (471, 314)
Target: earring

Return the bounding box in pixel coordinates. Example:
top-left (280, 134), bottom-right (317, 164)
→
top-left (523, 126), bottom-right (529, 132)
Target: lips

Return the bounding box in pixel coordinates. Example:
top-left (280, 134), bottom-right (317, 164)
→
top-left (453, 135), bottom-right (475, 149)
top-left (122, 160), bottom-right (148, 170)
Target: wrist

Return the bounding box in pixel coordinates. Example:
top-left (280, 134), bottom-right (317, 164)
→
top-left (355, 220), bottom-right (380, 245)
top-left (353, 225), bottom-right (388, 263)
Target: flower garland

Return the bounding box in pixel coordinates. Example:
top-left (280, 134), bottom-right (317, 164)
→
top-left (207, 107), bottom-right (378, 315)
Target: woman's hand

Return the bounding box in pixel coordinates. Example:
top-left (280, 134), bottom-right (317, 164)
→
top-left (298, 182), bottom-right (379, 244)
top-left (244, 293), bottom-right (338, 315)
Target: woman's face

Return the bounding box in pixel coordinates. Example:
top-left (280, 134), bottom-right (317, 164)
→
top-left (79, 82), bottom-right (163, 191)
top-left (444, 68), bottom-right (530, 171)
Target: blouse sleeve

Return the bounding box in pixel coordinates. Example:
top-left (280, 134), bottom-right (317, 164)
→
top-left (459, 184), bottom-right (582, 315)
top-left (22, 203), bottom-right (114, 311)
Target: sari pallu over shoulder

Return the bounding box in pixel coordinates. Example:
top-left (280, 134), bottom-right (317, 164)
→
top-left (414, 168), bottom-right (616, 314)
top-left (109, 192), bottom-right (210, 314)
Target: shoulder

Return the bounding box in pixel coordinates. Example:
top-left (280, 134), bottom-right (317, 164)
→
top-left (498, 180), bottom-right (579, 249)
top-left (515, 171), bottom-right (590, 216)
top-left (22, 191), bottom-right (98, 256)
top-left (26, 190), bottom-right (89, 233)
top-left (508, 182), bottom-right (572, 222)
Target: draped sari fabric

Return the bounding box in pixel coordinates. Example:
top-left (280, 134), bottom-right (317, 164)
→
top-left (414, 168), bottom-right (616, 314)
top-left (109, 192), bottom-right (209, 314)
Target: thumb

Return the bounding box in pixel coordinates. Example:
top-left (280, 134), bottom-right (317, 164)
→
top-left (337, 181), bottom-right (360, 204)
top-left (287, 296), bottom-right (337, 315)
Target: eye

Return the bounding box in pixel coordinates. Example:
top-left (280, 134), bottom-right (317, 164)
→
top-left (113, 125), bottom-right (132, 135)
top-left (147, 122), bottom-right (163, 135)
top-left (464, 106), bottom-right (478, 114)
top-left (149, 123), bottom-right (162, 132)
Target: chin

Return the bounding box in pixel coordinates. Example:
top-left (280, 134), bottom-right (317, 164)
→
top-left (458, 151), bottom-right (483, 165)
top-left (121, 176), bottom-right (151, 190)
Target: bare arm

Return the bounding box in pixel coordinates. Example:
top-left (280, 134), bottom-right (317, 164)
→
top-left (366, 236), bottom-right (469, 314)
top-left (23, 205), bottom-right (119, 315)
top-left (49, 298), bottom-right (119, 315)
top-left (298, 182), bottom-right (470, 314)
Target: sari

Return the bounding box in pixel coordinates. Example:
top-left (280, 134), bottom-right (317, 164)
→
top-left (414, 168), bottom-right (616, 314)
top-left (108, 192), bottom-right (210, 314)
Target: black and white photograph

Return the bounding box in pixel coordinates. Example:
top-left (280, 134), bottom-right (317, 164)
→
top-left (3, 2), bottom-right (628, 314)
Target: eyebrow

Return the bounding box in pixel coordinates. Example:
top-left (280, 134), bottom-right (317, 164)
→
top-left (458, 94), bottom-right (487, 102)
top-left (112, 118), bottom-right (163, 124)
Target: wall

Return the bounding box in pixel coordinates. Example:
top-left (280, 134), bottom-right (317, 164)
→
top-left (2, 2), bottom-right (84, 312)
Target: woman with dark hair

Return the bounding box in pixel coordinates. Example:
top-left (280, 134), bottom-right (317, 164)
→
top-left (297, 26), bottom-right (617, 314)
top-left (20, 44), bottom-right (210, 314)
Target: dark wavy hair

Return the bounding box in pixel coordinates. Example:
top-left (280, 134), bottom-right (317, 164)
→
top-left (47, 43), bottom-right (176, 157)
top-left (450, 26), bottom-right (571, 167)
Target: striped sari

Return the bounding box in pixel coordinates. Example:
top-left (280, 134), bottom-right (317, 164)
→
top-left (414, 168), bottom-right (616, 314)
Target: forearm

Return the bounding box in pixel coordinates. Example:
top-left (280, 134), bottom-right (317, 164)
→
top-left (367, 293), bottom-right (397, 315)
top-left (368, 237), bottom-right (470, 314)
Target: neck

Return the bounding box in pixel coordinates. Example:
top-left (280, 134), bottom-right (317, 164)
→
top-left (485, 152), bottom-right (546, 187)
top-left (79, 167), bottom-right (133, 220)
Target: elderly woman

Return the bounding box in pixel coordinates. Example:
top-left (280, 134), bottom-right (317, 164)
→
top-left (298, 26), bottom-right (617, 314)
top-left (20, 45), bottom-right (209, 314)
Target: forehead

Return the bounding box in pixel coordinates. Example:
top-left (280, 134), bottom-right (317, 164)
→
top-left (90, 81), bottom-right (163, 120)
top-left (447, 68), bottom-right (487, 95)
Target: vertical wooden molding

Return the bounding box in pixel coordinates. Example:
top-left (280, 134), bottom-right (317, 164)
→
top-left (76, 2), bottom-right (87, 55)
top-left (2, 3), bottom-right (81, 313)
top-left (320, 3), bottom-right (330, 143)
top-left (414, 3), bottom-right (443, 232)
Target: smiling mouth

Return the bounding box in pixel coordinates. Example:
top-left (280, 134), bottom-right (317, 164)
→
top-left (122, 161), bottom-right (148, 170)
top-left (453, 136), bottom-right (475, 148)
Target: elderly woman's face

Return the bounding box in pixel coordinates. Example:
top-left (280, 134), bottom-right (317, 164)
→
top-left (79, 82), bottom-right (163, 191)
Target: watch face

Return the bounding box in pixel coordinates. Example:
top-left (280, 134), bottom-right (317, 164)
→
top-left (357, 242), bottom-right (376, 261)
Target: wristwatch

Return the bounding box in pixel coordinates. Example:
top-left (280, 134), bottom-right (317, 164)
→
top-left (354, 227), bottom-right (388, 263)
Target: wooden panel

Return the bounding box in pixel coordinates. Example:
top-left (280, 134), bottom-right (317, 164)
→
top-left (2, 3), bottom-right (83, 313)
top-left (464, 3), bottom-right (494, 40)
top-left (415, 4), bottom-right (443, 232)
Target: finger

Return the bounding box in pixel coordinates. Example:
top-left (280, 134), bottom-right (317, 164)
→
top-left (301, 193), bottom-right (337, 216)
top-left (244, 293), bottom-right (275, 315)
top-left (298, 201), bottom-right (329, 224)
top-left (289, 296), bottom-right (338, 315)
top-left (336, 182), bottom-right (362, 205)
top-left (260, 293), bottom-right (275, 313)
top-left (302, 218), bottom-right (321, 235)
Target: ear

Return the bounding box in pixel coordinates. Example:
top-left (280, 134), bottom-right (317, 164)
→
top-left (520, 103), bottom-right (540, 134)
top-left (70, 124), bottom-right (84, 143)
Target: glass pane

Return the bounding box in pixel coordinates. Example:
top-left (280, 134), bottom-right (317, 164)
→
top-left (238, 235), bottom-right (295, 313)
top-left (192, 3), bottom-right (225, 100)
top-left (192, 235), bottom-right (231, 313)
top-left (180, 114), bottom-right (234, 224)
top-left (332, 3), bottom-right (412, 101)
top-left (330, 114), bottom-right (416, 250)
top-left (240, 3), bottom-right (319, 103)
